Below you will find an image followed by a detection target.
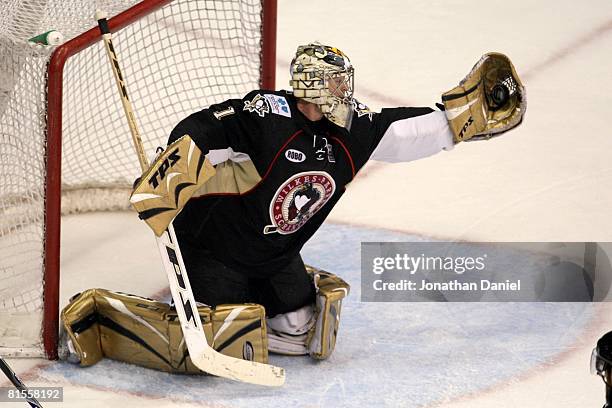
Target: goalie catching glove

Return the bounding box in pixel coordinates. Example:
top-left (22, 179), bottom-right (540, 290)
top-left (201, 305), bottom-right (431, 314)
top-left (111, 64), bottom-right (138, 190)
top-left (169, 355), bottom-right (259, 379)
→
top-left (442, 52), bottom-right (526, 142)
top-left (130, 135), bottom-right (215, 236)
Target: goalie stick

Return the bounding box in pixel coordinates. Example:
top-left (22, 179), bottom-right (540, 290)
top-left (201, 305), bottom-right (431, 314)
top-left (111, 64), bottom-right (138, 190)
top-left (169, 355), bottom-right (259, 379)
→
top-left (0, 356), bottom-right (43, 407)
top-left (95, 10), bottom-right (285, 386)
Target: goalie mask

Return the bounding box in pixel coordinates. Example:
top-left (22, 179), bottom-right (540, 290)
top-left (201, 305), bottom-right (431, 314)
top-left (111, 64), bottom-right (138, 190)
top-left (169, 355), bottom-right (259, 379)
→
top-left (289, 43), bottom-right (355, 129)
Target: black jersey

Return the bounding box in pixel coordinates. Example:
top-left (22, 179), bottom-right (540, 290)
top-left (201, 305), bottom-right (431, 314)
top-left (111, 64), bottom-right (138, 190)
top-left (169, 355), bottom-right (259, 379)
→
top-left (170, 90), bottom-right (452, 277)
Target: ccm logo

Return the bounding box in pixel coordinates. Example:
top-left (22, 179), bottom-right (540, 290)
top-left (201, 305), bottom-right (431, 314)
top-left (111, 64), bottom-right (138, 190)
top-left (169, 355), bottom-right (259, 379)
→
top-left (285, 149), bottom-right (305, 163)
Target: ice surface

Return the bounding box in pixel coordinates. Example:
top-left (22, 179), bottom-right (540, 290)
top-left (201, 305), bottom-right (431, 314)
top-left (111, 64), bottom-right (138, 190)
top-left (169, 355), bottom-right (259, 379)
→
top-left (3, 0), bottom-right (612, 406)
top-left (40, 223), bottom-right (596, 407)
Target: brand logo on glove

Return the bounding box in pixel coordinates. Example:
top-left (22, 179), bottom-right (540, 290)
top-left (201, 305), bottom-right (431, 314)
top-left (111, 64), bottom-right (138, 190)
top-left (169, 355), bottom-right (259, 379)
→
top-left (148, 148), bottom-right (180, 189)
top-left (458, 116), bottom-right (474, 141)
top-left (263, 172), bottom-right (336, 235)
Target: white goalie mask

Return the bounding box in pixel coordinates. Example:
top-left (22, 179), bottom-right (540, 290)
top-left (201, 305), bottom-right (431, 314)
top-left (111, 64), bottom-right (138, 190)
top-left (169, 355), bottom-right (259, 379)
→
top-left (289, 43), bottom-right (355, 129)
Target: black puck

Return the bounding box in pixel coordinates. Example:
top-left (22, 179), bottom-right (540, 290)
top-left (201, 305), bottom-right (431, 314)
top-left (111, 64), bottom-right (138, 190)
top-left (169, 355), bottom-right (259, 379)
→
top-left (490, 84), bottom-right (509, 106)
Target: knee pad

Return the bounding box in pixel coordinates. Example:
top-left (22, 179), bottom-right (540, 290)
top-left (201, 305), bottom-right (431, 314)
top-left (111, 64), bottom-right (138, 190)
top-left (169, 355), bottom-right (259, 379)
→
top-left (267, 304), bottom-right (315, 355)
top-left (266, 267), bottom-right (350, 360)
top-left (60, 288), bottom-right (268, 373)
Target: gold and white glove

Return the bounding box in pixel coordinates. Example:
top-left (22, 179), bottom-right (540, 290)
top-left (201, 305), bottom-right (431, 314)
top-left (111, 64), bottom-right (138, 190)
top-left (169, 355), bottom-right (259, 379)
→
top-left (442, 52), bottom-right (526, 142)
top-left (130, 135), bottom-right (215, 236)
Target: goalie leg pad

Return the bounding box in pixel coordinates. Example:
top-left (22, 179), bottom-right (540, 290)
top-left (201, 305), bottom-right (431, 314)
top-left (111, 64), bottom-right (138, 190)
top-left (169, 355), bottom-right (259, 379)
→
top-left (306, 267), bottom-right (350, 360)
top-left (60, 288), bottom-right (268, 373)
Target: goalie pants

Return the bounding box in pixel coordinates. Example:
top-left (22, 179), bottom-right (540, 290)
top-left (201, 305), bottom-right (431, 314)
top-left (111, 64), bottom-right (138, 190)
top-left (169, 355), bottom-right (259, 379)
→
top-left (179, 240), bottom-right (316, 317)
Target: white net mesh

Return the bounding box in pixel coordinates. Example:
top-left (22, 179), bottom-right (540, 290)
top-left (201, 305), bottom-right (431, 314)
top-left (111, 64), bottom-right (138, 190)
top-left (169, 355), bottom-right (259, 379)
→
top-left (0, 0), bottom-right (265, 356)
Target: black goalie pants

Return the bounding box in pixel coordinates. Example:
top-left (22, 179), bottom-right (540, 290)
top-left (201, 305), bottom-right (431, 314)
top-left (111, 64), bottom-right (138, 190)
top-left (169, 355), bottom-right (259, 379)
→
top-left (178, 240), bottom-right (316, 317)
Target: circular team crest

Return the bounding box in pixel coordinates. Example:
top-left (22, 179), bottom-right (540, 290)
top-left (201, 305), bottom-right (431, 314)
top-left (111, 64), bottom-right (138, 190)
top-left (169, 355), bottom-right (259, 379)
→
top-left (263, 172), bottom-right (336, 235)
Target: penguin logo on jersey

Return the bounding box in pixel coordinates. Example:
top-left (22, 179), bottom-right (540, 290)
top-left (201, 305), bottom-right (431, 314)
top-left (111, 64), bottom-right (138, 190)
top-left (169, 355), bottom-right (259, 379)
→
top-left (243, 94), bottom-right (270, 117)
top-left (352, 99), bottom-right (373, 121)
top-left (263, 172), bottom-right (336, 235)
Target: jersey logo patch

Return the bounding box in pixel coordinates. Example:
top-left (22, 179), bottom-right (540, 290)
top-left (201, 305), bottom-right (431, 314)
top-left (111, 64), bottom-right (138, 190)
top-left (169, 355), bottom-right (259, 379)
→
top-left (285, 149), bottom-right (305, 163)
top-left (263, 172), bottom-right (336, 235)
top-left (352, 99), bottom-right (373, 121)
top-left (264, 94), bottom-right (292, 117)
top-left (243, 94), bottom-right (270, 117)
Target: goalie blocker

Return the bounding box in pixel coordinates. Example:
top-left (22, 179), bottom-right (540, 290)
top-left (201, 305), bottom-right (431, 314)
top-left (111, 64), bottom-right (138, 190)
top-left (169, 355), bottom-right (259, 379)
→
top-left (130, 134), bottom-right (215, 236)
top-left (59, 267), bottom-right (349, 372)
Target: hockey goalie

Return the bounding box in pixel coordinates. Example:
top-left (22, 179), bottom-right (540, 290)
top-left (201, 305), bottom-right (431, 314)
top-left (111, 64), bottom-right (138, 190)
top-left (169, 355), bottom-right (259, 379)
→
top-left (59, 43), bottom-right (526, 374)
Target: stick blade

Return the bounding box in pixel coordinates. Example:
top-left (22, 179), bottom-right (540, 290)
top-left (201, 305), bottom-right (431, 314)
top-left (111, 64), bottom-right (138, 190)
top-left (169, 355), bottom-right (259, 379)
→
top-left (196, 353), bottom-right (286, 386)
top-left (186, 333), bottom-right (285, 386)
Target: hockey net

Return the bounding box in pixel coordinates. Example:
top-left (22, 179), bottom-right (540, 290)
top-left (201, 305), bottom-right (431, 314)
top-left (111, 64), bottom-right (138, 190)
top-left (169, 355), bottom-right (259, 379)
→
top-left (0, 0), bottom-right (276, 358)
